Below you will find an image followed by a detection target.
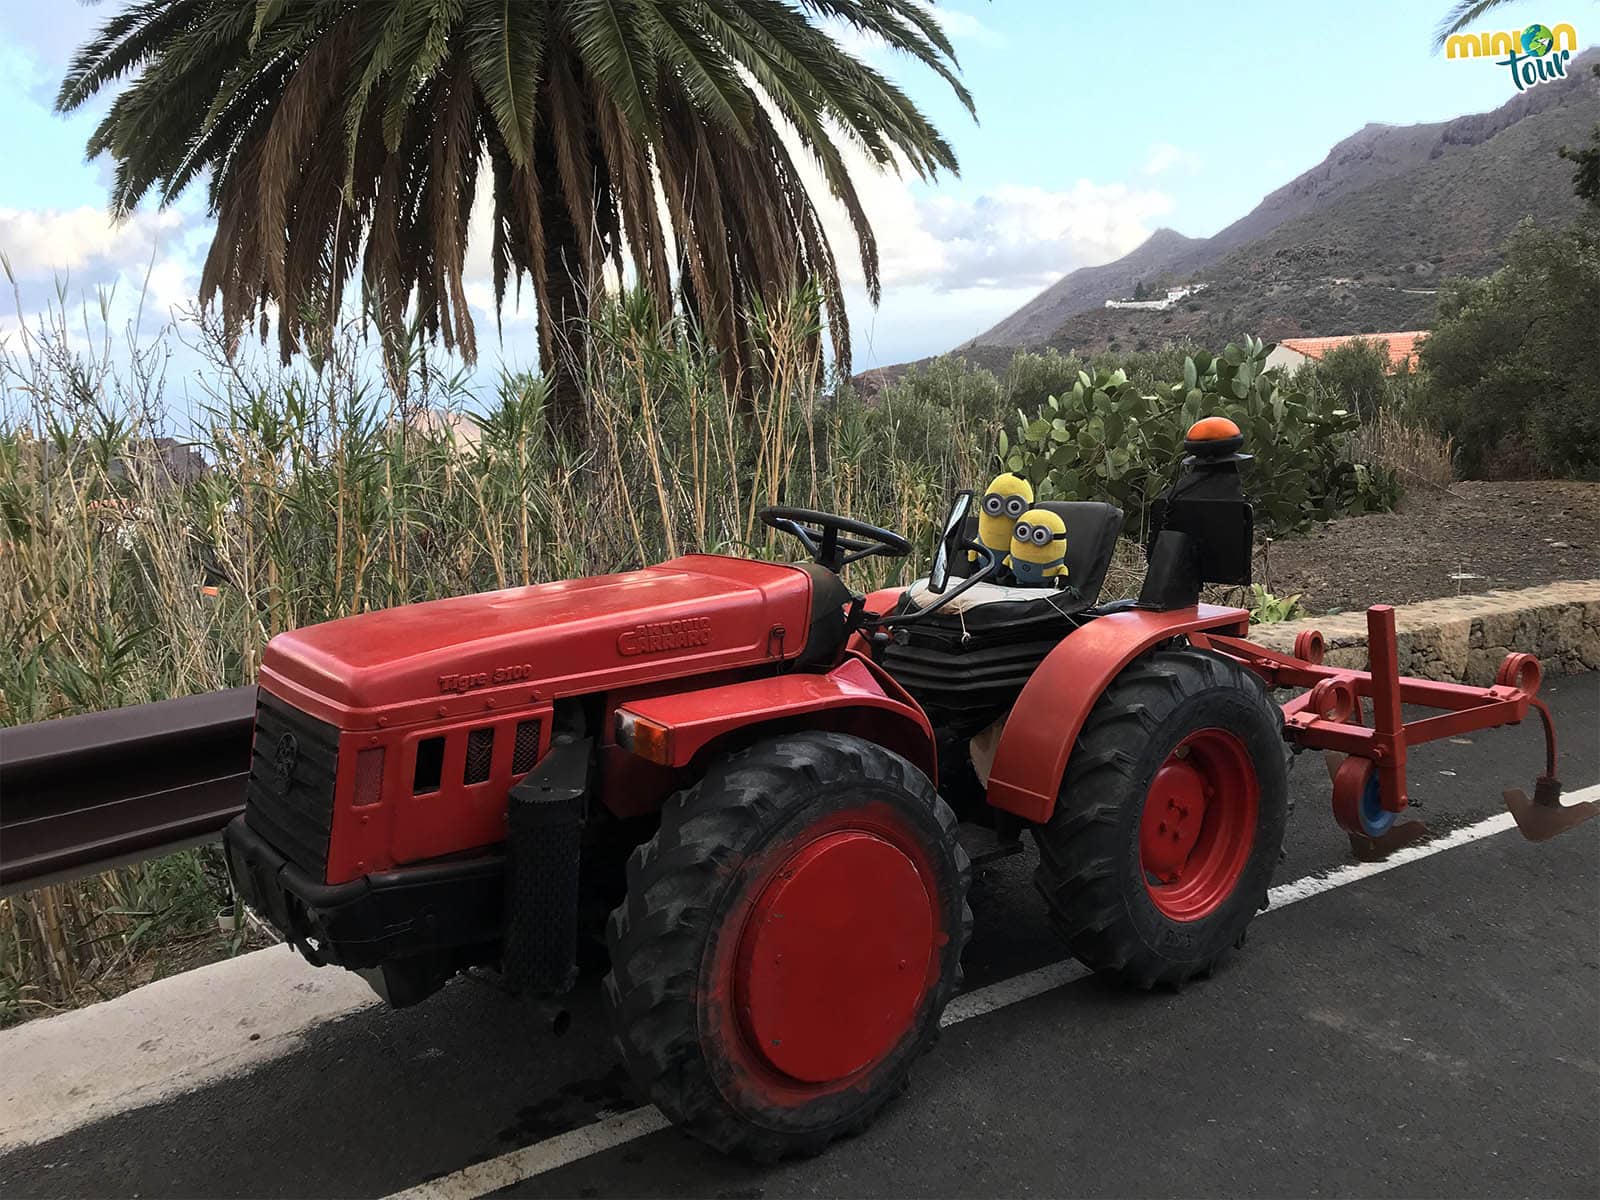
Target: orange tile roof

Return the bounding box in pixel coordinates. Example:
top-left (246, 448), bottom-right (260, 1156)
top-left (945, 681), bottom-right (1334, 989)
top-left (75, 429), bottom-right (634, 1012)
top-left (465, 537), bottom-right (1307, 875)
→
top-left (1277, 331), bottom-right (1427, 370)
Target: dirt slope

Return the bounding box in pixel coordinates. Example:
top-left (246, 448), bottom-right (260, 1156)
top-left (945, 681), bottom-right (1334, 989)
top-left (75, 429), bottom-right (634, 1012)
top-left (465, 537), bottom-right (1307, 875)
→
top-left (1263, 481), bottom-right (1599, 613)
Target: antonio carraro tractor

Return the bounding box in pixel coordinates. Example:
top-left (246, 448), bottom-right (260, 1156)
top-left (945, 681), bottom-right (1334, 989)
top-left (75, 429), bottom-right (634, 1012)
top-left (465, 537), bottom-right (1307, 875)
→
top-left (225, 418), bottom-right (1594, 1160)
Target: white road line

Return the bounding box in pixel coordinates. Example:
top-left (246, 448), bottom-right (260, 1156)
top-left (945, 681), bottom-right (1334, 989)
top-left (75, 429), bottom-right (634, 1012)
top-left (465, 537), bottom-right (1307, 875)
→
top-left (1265, 811), bottom-right (1518, 906)
top-left (386, 1108), bottom-right (672, 1200)
top-left (390, 786), bottom-right (1599, 1200)
top-left (940, 958), bottom-right (1089, 1025)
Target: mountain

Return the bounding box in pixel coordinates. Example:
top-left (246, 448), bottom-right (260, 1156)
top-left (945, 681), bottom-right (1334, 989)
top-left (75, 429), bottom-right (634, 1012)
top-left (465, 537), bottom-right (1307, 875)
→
top-left (969, 227), bottom-right (1212, 347)
top-left (959, 48), bottom-right (1600, 359)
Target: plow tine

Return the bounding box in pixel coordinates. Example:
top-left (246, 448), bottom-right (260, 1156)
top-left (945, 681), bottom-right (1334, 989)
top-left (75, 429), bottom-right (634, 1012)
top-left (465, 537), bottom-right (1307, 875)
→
top-left (1503, 778), bottom-right (1600, 842)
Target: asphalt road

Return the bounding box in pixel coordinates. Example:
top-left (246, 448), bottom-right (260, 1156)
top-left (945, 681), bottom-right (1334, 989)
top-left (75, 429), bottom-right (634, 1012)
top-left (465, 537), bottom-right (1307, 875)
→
top-left (2, 673), bottom-right (1596, 1199)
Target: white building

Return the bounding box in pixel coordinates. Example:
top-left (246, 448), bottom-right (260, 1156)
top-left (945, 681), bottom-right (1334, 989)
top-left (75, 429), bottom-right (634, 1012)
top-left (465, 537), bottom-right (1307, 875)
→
top-left (1104, 282), bottom-right (1209, 312)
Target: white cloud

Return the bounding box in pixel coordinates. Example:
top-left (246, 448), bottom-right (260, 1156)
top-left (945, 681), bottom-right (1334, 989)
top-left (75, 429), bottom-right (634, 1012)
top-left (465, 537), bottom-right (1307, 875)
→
top-left (1142, 142), bottom-right (1203, 176)
top-left (0, 206), bottom-right (192, 281)
top-left (913, 182), bottom-right (1174, 290)
top-left (824, 2), bottom-right (1003, 61)
top-left (450, 133), bottom-right (1172, 364)
top-left (844, 280), bottom-right (1040, 368)
top-left (4, 5), bottom-right (115, 104)
top-left (0, 206), bottom-right (206, 352)
top-left (803, 148), bottom-right (952, 291)
top-left (794, 134), bottom-right (1173, 295)
top-left (919, 4), bottom-right (1005, 47)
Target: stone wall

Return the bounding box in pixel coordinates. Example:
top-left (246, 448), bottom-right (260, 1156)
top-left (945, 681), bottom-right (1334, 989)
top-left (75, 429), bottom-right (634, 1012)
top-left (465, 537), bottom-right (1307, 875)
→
top-left (1250, 580), bottom-right (1600, 685)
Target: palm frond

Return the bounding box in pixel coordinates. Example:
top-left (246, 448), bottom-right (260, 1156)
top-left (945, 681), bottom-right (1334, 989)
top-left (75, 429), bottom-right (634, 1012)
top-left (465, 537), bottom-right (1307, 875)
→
top-left (1432, 0), bottom-right (1516, 49)
top-left (464, 0), bottom-right (543, 164)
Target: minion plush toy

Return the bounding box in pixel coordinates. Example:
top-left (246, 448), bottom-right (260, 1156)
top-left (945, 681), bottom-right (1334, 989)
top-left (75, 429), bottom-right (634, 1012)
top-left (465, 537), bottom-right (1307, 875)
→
top-left (974, 473), bottom-right (1033, 569)
top-left (1006, 508), bottom-right (1069, 585)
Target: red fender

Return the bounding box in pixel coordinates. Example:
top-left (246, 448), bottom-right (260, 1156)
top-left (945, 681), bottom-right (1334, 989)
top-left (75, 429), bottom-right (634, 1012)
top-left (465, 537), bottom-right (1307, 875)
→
top-left (614, 651), bottom-right (938, 784)
top-left (986, 604), bottom-right (1251, 824)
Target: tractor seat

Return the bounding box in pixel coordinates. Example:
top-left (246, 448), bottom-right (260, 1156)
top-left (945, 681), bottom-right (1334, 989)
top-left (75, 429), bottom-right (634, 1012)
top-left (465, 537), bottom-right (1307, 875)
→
top-left (879, 501), bottom-right (1124, 739)
top-left (913, 500), bottom-right (1125, 619)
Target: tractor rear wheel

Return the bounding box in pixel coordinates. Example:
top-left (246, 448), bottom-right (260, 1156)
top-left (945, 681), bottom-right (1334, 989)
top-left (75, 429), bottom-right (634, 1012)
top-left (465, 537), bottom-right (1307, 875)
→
top-left (604, 732), bottom-right (971, 1161)
top-left (1032, 646), bottom-right (1287, 988)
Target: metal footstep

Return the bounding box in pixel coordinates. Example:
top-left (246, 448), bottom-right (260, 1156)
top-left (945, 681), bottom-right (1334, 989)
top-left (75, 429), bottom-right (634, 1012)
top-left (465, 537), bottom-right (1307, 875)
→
top-left (1345, 820), bottom-right (1429, 862)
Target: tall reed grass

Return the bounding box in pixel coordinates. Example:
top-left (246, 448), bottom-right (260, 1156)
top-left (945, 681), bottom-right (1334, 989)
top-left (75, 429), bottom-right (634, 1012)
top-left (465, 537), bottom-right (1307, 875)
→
top-left (1347, 406), bottom-right (1457, 493)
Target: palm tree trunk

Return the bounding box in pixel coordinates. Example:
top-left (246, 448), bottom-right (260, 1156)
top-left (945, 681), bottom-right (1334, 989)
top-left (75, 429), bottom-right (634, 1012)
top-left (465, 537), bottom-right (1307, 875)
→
top-left (537, 170), bottom-right (592, 444)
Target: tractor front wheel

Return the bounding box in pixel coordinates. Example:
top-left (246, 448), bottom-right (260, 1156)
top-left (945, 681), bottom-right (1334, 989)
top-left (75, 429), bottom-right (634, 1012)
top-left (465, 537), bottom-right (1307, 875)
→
top-left (604, 732), bottom-right (971, 1161)
top-left (1033, 647), bottom-right (1288, 988)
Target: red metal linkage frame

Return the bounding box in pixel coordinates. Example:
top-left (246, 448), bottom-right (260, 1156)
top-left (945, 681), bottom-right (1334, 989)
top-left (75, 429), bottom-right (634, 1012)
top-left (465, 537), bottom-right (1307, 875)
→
top-left (1190, 605), bottom-right (1559, 824)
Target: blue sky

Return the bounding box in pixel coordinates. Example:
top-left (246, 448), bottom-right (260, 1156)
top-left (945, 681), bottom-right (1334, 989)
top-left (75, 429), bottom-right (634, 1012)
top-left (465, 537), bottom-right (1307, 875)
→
top-left (0, 0), bottom-right (1593, 383)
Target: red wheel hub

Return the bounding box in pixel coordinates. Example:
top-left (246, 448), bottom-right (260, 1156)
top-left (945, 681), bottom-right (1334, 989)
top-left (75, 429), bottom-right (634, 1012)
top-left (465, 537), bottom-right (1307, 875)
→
top-left (1140, 759), bottom-right (1208, 880)
top-left (1138, 729), bottom-right (1259, 921)
top-left (736, 830), bottom-right (935, 1085)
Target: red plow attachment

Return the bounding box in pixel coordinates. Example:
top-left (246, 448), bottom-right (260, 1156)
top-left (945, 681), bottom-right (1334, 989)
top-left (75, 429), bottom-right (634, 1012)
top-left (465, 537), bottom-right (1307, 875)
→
top-left (1193, 605), bottom-right (1598, 850)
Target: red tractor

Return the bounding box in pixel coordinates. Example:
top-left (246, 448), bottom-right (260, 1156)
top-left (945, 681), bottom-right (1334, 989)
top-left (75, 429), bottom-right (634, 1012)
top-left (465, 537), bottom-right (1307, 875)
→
top-left (225, 420), bottom-right (1591, 1160)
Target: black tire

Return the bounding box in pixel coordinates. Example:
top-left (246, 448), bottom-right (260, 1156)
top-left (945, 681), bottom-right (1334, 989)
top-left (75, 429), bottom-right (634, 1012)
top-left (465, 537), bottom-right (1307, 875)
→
top-left (1032, 646), bottom-right (1288, 988)
top-left (604, 732), bottom-right (971, 1161)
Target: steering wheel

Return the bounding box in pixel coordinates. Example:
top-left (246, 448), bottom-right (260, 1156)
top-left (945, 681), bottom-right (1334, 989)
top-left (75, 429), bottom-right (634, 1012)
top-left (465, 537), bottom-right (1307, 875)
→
top-left (758, 506), bottom-right (911, 572)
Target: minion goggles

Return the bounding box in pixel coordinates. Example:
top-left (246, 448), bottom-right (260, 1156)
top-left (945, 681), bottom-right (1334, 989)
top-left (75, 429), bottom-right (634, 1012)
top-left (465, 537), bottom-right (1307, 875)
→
top-left (982, 492), bottom-right (1029, 519)
top-left (1013, 520), bottom-right (1067, 547)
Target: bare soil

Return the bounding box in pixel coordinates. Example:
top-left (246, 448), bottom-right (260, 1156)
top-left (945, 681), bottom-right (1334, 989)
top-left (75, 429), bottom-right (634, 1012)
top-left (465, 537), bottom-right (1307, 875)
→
top-left (1262, 481), bottom-right (1599, 614)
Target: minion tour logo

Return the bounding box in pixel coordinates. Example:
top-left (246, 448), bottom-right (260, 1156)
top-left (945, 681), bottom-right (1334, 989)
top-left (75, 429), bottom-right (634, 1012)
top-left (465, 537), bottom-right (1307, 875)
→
top-left (1445, 21), bottom-right (1578, 91)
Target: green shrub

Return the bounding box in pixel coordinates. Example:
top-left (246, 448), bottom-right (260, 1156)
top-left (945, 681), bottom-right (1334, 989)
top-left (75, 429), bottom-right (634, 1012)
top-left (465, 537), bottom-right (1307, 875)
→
top-left (1417, 216), bottom-right (1600, 479)
top-left (868, 345), bottom-right (1215, 441)
top-left (1001, 336), bottom-right (1398, 537)
top-left (1295, 337), bottom-right (1404, 422)
top-left (1002, 350), bottom-right (1090, 418)
top-left (864, 355), bottom-right (1006, 426)
top-left (1084, 343), bottom-right (1202, 396)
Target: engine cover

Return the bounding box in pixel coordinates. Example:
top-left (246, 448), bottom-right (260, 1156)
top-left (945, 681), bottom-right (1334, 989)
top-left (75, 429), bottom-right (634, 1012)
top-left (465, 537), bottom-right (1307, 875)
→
top-left (259, 555), bottom-right (814, 729)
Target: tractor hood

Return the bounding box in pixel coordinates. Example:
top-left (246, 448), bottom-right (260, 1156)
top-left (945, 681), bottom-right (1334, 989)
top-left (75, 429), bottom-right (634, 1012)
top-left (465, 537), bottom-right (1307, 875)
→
top-left (259, 555), bottom-right (815, 727)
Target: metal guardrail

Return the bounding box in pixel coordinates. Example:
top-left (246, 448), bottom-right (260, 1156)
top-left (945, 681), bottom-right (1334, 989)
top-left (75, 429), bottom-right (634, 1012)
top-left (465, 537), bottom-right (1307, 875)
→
top-left (0, 687), bottom-right (256, 896)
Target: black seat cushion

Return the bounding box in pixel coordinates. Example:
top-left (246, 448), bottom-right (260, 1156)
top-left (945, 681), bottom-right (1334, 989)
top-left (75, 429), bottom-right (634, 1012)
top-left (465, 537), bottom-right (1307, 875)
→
top-left (1033, 501), bottom-right (1124, 607)
top-left (948, 499), bottom-right (1124, 607)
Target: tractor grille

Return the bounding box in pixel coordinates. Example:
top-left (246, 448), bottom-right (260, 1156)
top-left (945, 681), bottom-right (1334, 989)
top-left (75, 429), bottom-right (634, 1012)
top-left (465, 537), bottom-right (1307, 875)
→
top-left (244, 690), bottom-right (340, 880)
top-left (464, 727), bottom-right (495, 785)
top-left (512, 719), bottom-right (541, 774)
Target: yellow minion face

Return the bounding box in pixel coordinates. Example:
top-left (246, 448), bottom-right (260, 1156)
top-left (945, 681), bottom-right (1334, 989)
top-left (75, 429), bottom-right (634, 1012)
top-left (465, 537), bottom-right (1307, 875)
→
top-left (976, 473), bottom-right (1033, 557)
top-left (1006, 508), bottom-right (1068, 585)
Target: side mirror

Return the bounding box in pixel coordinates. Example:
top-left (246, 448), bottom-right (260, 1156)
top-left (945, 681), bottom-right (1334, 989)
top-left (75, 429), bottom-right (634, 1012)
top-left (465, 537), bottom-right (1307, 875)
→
top-left (928, 490), bottom-right (974, 594)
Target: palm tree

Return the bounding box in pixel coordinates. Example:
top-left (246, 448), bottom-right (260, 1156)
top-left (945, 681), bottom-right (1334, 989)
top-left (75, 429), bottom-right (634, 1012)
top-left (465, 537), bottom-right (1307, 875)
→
top-left (59, 1), bottom-right (971, 431)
